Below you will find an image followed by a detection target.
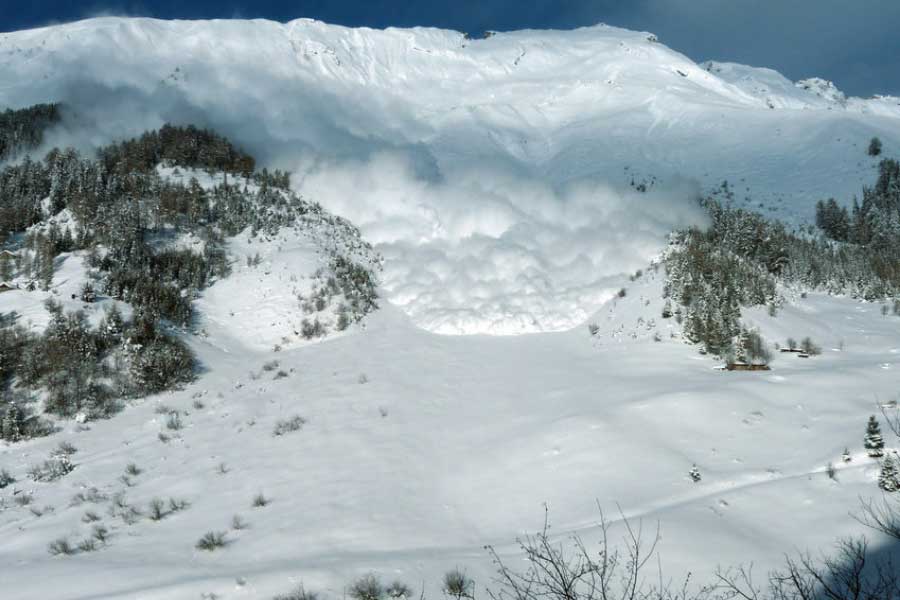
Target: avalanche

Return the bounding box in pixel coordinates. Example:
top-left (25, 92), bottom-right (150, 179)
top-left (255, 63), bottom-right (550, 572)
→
top-left (1, 17), bottom-right (899, 333)
top-left (1, 17), bottom-right (900, 600)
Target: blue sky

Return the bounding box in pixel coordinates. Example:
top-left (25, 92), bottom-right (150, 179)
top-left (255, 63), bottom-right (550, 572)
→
top-left (3, 0), bottom-right (899, 97)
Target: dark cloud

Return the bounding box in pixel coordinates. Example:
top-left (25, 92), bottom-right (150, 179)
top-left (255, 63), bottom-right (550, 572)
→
top-left (1, 1), bottom-right (898, 96)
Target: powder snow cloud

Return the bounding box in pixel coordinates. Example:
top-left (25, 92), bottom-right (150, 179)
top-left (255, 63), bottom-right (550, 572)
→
top-left (0, 18), bottom-right (772, 333)
top-left (293, 151), bottom-right (706, 334)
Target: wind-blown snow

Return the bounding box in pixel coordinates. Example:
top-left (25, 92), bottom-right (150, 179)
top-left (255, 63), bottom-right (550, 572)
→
top-left (1, 17), bottom-right (899, 333)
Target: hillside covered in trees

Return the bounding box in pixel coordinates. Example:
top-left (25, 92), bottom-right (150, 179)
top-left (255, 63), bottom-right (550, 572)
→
top-left (666, 162), bottom-right (900, 358)
top-left (0, 104), bottom-right (379, 438)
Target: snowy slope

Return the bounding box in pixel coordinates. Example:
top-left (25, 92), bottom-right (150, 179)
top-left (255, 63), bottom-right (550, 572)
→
top-left (1, 17), bottom-right (899, 333)
top-left (2, 270), bottom-right (900, 599)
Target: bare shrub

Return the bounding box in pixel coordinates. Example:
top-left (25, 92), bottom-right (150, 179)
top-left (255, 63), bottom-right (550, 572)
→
top-left (169, 497), bottom-right (190, 512)
top-left (28, 456), bottom-right (74, 482)
top-left (273, 415), bottom-right (306, 436)
top-left (148, 498), bottom-right (166, 521)
top-left (196, 531), bottom-right (227, 551)
top-left (349, 574), bottom-right (385, 600)
top-left (48, 538), bottom-right (75, 556)
top-left (386, 581), bottom-right (413, 600)
top-left (0, 468), bottom-right (14, 488)
top-left (274, 584), bottom-right (319, 600)
top-left (51, 441), bottom-right (77, 457)
top-left (13, 492), bottom-right (33, 506)
top-left (716, 537), bottom-right (899, 600)
top-left (92, 525), bottom-right (109, 544)
top-left (166, 412), bottom-right (183, 431)
top-left (443, 569), bottom-right (475, 600)
top-left (82, 510), bottom-right (101, 523)
top-left (486, 505), bottom-right (664, 600)
top-left (801, 336), bottom-right (822, 356)
top-left (231, 514), bottom-right (248, 530)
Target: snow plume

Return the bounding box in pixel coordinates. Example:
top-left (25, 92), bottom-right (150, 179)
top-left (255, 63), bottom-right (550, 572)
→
top-left (17, 79), bottom-right (709, 335)
top-left (1, 19), bottom-right (716, 335)
top-left (294, 151), bottom-right (707, 334)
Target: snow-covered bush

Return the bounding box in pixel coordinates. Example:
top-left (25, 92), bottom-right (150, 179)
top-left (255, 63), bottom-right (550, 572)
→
top-left (879, 454), bottom-right (900, 492)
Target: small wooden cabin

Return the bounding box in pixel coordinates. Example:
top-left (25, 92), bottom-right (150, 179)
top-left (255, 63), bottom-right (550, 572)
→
top-left (725, 362), bottom-right (771, 372)
top-left (0, 282), bottom-right (17, 293)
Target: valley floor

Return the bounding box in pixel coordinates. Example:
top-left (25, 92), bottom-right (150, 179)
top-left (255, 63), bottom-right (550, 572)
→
top-left (2, 270), bottom-right (900, 599)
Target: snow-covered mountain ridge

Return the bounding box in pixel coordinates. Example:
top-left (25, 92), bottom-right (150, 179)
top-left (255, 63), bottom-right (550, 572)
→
top-left (2, 17), bottom-right (900, 334)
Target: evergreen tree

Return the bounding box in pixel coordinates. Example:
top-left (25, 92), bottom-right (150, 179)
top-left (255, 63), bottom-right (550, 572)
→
top-left (1, 404), bottom-right (24, 441)
top-left (842, 447), bottom-right (852, 462)
top-left (0, 253), bottom-right (12, 281)
top-left (865, 415), bottom-right (885, 457)
top-left (868, 136), bottom-right (882, 157)
top-left (689, 465), bottom-right (701, 482)
top-left (878, 454), bottom-right (899, 492)
top-left (79, 282), bottom-right (97, 303)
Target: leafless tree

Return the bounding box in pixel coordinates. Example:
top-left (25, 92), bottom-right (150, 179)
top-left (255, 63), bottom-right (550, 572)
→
top-left (715, 537), bottom-right (899, 600)
top-left (484, 504), bottom-right (686, 600)
top-left (857, 495), bottom-right (900, 541)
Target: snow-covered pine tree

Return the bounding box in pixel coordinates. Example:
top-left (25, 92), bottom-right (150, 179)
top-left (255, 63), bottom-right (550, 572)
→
top-left (865, 415), bottom-right (885, 457)
top-left (878, 454), bottom-right (899, 492)
top-left (689, 465), bottom-right (701, 482)
top-left (1, 404), bottom-right (24, 441)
